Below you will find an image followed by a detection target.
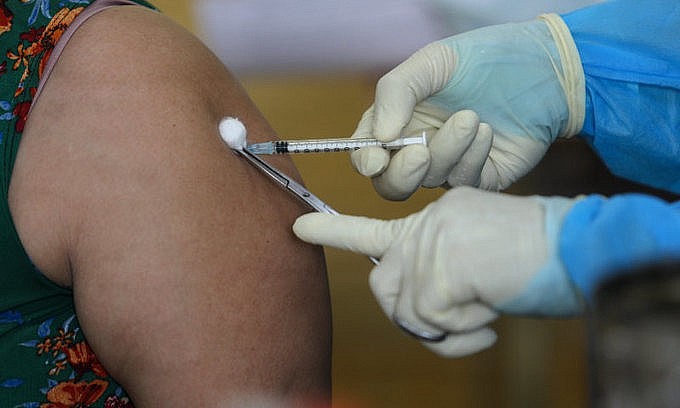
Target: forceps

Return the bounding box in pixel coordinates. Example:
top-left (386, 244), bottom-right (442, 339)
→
top-left (231, 146), bottom-right (447, 343)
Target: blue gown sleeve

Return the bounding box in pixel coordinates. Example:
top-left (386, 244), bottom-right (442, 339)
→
top-left (561, 0), bottom-right (680, 194)
top-left (560, 194), bottom-right (680, 301)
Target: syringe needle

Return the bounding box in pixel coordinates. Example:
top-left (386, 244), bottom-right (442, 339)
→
top-left (245, 141), bottom-right (275, 155)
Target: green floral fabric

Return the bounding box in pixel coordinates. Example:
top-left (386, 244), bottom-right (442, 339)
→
top-left (0, 1), bottom-right (154, 406)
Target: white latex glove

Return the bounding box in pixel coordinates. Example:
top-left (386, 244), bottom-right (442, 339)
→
top-left (351, 13), bottom-right (585, 200)
top-left (293, 187), bottom-right (585, 357)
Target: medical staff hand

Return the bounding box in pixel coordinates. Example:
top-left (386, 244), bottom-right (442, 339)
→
top-left (293, 187), bottom-right (585, 357)
top-left (351, 14), bottom-right (584, 200)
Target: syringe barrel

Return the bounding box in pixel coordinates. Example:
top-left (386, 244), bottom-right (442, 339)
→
top-left (275, 139), bottom-right (369, 153)
top-left (274, 133), bottom-right (426, 154)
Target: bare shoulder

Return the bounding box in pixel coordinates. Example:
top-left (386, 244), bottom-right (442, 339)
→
top-left (11, 5), bottom-right (330, 406)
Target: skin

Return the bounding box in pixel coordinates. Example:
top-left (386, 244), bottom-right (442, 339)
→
top-left (9, 6), bottom-right (331, 407)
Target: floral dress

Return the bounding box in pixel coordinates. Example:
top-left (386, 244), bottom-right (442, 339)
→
top-left (0, 1), bottom-right (154, 406)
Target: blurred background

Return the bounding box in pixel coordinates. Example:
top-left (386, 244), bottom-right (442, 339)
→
top-left (151, 1), bottom-right (677, 406)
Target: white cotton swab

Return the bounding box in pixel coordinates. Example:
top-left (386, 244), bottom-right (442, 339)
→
top-left (218, 116), bottom-right (248, 150)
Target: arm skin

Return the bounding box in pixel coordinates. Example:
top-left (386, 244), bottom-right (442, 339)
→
top-left (8, 6), bottom-right (331, 407)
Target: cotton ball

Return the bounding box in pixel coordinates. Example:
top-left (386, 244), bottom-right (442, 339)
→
top-left (219, 117), bottom-right (247, 150)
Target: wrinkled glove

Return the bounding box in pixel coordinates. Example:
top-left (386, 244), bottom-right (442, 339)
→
top-left (351, 14), bottom-right (585, 200)
top-left (293, 187), bottom-right (585, 357)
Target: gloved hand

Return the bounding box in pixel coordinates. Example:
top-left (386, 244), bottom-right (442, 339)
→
top-left (351, 14), bottom-right (585, 200)
top-left (293, 187), bottom-right (585, 357)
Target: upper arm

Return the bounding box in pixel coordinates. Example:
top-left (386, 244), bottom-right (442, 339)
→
top-left (10, 6), bottom-right (330, 406)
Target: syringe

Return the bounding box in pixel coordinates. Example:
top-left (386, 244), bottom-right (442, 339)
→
top-left (245, 132), bottom-right (427, 155)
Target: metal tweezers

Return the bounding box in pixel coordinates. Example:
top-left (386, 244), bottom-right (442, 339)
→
top-left (232, 146), bottom-right (447, 343)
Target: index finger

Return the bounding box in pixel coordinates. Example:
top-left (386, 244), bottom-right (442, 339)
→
top-left (292, 212), bottom-right (397, 258)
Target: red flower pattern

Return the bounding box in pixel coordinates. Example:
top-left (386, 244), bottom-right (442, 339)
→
top-left (66, 341), bottom-right (110, 379)
top-left (40, 380), bottom-right (109, 408)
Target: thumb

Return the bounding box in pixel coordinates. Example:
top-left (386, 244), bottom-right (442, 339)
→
top-left (293, 213), bottom-right (397, 258)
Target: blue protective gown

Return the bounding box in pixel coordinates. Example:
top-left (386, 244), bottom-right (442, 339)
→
top-left (558, 0), bottom-right (680, 299)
